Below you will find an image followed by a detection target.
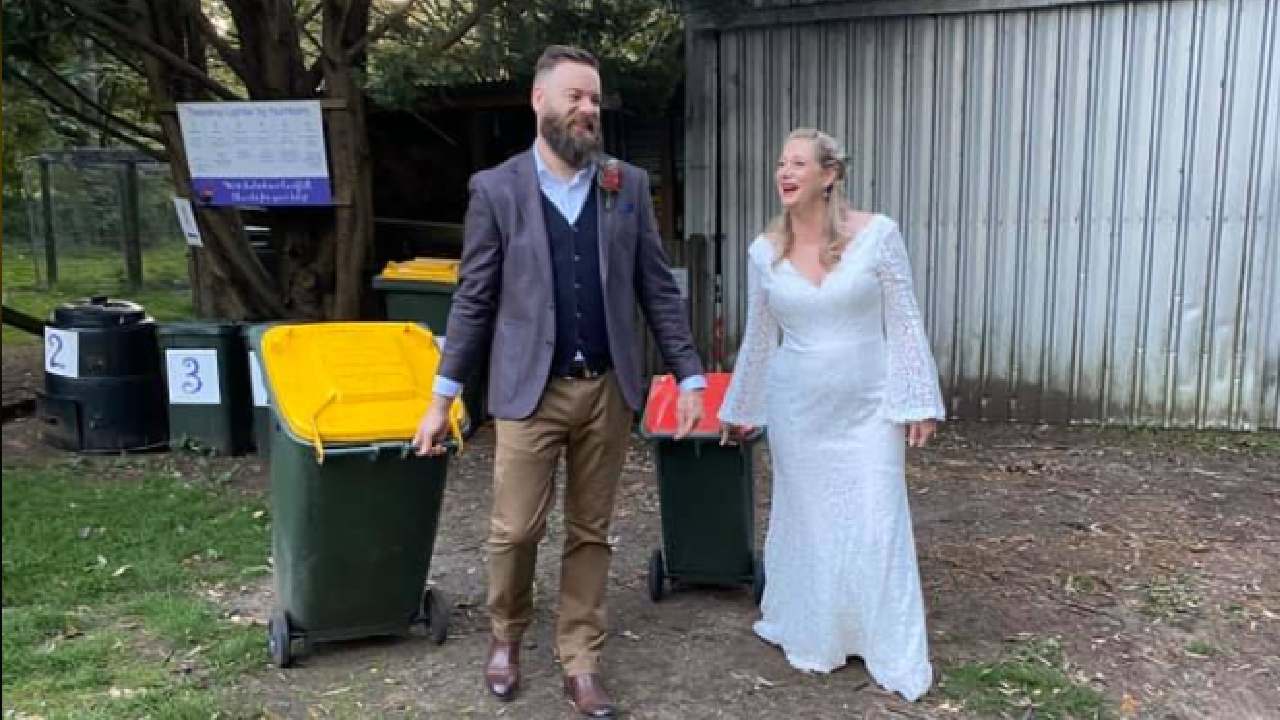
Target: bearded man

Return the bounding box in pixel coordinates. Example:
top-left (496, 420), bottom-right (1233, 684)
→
top-left (413, 45), bottom-right (706, 718)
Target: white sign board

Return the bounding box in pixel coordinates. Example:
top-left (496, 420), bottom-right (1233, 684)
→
top-left (177, 101), bottom-right (331, 206)
top-left (44, 327), bottom-right (79, 378)
top-left (247, 350), bottom-right (270, 408)
top-left (172, 196), bottom-right (203, 246)
top-left (165, 348), bottom-right (222, 405)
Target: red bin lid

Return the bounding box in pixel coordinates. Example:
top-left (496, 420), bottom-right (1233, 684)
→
top-left (640, 372), bottom-right (744, 440)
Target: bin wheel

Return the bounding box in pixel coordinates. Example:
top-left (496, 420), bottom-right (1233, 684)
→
top-left (647, 549), bottom-right (666, 602)
top-left (420, 589), bottom-right (450, 645)
top-left (267, 610), bottom-right (294, 668)
top-left (752, 559), bottom-right (766, 606)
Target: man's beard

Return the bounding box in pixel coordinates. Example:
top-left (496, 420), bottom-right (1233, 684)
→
top-left (540, 110), bottom-right (601, 169)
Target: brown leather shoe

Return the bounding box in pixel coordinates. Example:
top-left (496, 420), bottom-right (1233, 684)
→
top-left (484, 638), bottom-right (520, 701)
top-left (563, 673), bottom-right (616, 718)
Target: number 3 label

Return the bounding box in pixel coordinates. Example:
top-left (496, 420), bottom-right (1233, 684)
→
top-left (44, 328), bottom-right (80, 378)
top-left (165, 349), bottom-right (221, 405)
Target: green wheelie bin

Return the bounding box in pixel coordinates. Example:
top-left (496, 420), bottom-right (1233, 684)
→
top-left (640, 373), bottom-right (765, 604)
top-left (241, 323), bottom-right (275, 458)
top-left (157, 321), bottom-right (252, 455)
top-left (372, 258), bottom-right (487, 437)
top-left (249, 321), bottom-right (467, 667)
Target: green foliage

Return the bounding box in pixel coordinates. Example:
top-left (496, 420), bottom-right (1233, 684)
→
top-left (367, 0), bottom-right (688, 112)
top-left (940, 637), bottom-right (1112, 719)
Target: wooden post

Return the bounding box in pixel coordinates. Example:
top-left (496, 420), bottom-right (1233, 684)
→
top-left (658, 111), bottom-right (677, 242)
top-left (188, 245), bottom-right (206, 318)
top-left (121, 160), bottom-right (144, 290)
top-left (39, 157), bottom-right (58, 287)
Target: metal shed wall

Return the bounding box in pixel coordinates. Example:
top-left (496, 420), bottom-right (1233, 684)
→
top-left (684, 0), bottom-right (1279, 428)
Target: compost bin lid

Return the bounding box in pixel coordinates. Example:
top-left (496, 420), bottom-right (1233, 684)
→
top-left (52, 296), bottom-right (150, 329)
top-left (378, 258), bottom-right (460, 284)
top-left (157, 321), bottom-right (242, 338)
top-left (257, 321), bottom-right (465, 445)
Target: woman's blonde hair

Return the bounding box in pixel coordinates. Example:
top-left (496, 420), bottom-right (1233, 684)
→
top-left (765, 128), bottom-right (852, 268)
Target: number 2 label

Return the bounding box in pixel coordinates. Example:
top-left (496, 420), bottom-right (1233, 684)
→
top-left (44, 328), bottom-right (80, 378)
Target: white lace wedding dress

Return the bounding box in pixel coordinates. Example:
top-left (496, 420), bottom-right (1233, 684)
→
top-left (719, 215), bottom-right (945, 702)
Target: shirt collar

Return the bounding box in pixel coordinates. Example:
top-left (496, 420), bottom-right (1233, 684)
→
top-left (533, 143), bottom-right (595, 188)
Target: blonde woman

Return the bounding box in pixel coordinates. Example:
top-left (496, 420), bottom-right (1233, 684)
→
top-left (719, 128), bottom-right (944, 701)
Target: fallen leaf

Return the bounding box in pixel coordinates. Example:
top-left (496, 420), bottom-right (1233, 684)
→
top-left (107, 687), bottom-right (143, 700)
top-left (321, 686), bottom-right (351, 697)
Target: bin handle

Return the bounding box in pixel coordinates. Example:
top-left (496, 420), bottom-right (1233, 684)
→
top-left (309, 390), bottom-right (340, 463)
top-left (300, 439), bottom-right (458, 460)
top-left (304, 388), bottom-right (465, 463)
top-left (449, 406), bottom-right (465, 455)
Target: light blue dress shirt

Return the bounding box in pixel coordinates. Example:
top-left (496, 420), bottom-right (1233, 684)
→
top-left (433, 144), bottom-right (707, 398)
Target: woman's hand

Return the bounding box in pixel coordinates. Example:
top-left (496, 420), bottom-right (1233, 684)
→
top-left (906, 420), bottom-right (937, 448)
top-left (719, 422), bottom-right (756, 446)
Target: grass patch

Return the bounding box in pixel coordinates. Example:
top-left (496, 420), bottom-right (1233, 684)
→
top-left (1184, 640), bottom-right (1218, 658)
top-left (2, 463), bottom-right (269, 718)
top-left (939, 636), bottom-right (1111, 719)
top-left (1141, 573), bottom-right (1202, 621)
top-left (2, 244), bottom-right (193, 346)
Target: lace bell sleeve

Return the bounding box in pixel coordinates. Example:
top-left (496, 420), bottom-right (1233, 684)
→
top-left (718, 239), bottom-right (779, 427)
top-left (876, 223), bottom-right (946, 423)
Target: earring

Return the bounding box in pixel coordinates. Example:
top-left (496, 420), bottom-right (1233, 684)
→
top-left (823, 185), bottom-right (833, 199)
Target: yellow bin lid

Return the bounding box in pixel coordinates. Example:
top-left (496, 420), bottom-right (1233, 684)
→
top-left (258, 322), bottom-right (465, 460)
top-left (379, 258), bottom-right (460, 284)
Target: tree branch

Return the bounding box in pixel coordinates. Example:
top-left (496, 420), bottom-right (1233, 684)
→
top-left (81, 28), bottom-right (148, 77)
top-left (29, 56), bottom-right (166, 143)
top-left (345, 0), bottom-right (419, 61)
top-left (52, 0), bottom-right (243, 100)
top-left (428, 0), bottom-right (501, 57)
top-left (184, 0), bottom-right (254, 88)
top-left (298, 1), bottom-right (324, 28)
top-left (6, 63), bottom-right (167, 160)
top-left (299, 19), bottom-right (323, 54)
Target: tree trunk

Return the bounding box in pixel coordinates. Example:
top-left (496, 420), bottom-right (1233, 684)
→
top-left (134, 0), bottom-right (286, 319)
top-left (317, 0), bottom-right (374, 319)
top-left (121, 0), bottom-right (382, 320)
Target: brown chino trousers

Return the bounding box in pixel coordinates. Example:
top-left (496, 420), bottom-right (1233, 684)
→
top-left (486, 372), bottom-right (632, 676)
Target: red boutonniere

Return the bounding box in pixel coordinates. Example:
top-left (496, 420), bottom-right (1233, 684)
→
top-left (598, 157), bottom-right (621, 209)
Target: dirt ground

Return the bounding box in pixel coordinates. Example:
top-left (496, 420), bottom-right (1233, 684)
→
top-left (4, 343), bottom-right (1278, 719)
top-left (1, 343), bottom-right (41, 419)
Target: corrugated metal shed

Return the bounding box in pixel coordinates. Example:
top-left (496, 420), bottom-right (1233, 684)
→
top-left (684, 0), bottom-right (1279, 429)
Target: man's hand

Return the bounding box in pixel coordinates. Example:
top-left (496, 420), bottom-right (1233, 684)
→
top-left (906, 420), bottom-right (938, 448)
top-left (412, 395), bottom-right (454, 456)
top-left (674, 388), bottom-right (705, 440)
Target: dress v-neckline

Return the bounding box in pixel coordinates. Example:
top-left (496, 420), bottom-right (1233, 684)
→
top-left (783, 214), bottom-right (881, 289)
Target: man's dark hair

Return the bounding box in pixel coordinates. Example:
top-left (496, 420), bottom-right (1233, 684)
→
top-left (534, 45), bottom-right (599, 81)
